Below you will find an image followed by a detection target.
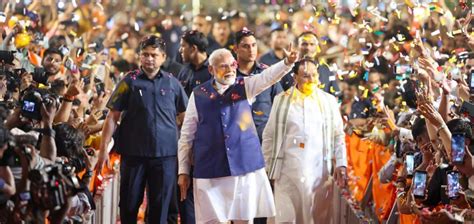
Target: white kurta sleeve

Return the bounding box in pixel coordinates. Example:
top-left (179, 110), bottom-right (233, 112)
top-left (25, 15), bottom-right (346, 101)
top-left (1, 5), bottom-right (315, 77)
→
top-left (262, 94), bottom-right (281, 168)
top-left (331, 97), bottom-right (348, 168)
top-left (244, 60), bottom-right (293, 101)
top-left (178, 93), bottom-right (198, 175)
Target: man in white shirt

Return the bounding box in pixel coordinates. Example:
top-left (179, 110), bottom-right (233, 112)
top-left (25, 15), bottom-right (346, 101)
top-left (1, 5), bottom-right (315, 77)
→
top-left (178, 46), bottom-right (298, 223)
top-left (263, 59), bottom-right (347, 223)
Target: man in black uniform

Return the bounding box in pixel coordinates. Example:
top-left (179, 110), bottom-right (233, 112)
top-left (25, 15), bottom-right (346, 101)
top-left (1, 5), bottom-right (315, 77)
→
top-left (97, 35), bottom-right (188, 223)
top-left (177, 30), bottom-right (212, 97)
top-left (234, 29), bottom-right (283, 141)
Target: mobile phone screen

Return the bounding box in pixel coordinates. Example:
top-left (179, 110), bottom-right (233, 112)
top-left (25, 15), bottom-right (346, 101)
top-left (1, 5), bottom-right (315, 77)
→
top-left (470, 70), bottom-right (474, 89)
top-left (451, 133), bottom-right (466, 164)
top-left (406, 154), bottom-right (415, 176)
top-left (413, 171), bottom-right (427, 198)
top-left (447, 171), bottom-right (460, 199)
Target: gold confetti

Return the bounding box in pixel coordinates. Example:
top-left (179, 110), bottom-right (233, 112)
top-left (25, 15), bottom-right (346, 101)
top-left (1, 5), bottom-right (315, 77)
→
top-left (253, 110), bottom-right (264, 116)
top-left (238, 111), bottom-right (253, 131)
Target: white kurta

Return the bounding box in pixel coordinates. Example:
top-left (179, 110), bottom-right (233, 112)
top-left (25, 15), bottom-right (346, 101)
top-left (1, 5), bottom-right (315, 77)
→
top-left (263, 88), bottom-right (347, 224)
top-left (178, 60), bottom-right (294, 223)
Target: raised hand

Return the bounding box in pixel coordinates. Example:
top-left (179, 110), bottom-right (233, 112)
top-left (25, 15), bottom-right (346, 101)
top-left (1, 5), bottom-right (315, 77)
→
top-left (282, 43), bottom-right (299, 65)
top-left (457, 13), bottom-right (474, 50)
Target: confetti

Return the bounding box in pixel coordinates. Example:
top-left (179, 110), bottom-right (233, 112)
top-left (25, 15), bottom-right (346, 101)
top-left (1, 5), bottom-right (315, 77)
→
top-left (431, 30), bottom-right (440, 36)
top-left (363, 71), bottom-right (369, 81)
top-left (253, 110), bottom-right (264, 116)
top-left (134, 22), bottom-right (140, 32)
top-left (452, 30), bottom-right (463, 35)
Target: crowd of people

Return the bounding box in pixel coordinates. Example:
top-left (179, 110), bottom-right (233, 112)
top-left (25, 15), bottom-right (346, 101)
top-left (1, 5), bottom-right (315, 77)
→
top-left (0, 0), bottom-right (473, 223)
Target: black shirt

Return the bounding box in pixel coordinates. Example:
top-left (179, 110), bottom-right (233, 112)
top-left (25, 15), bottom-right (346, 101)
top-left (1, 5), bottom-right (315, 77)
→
top-left (107, 69), bottom-right (188, 157)
top-left (161, 57), bottom-right (184, 78)
top-left (177, 59), bottom-right (212, 97)
top-left (259, 50), bottom-right (293, 91)
top-left (237, 62), bottom-right (283, 141)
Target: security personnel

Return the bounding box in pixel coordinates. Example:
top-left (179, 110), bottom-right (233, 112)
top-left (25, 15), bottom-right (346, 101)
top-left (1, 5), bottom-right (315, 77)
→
top-left (172, 30), bottom-right (213, 224)
top-left (177, 30), bottom-right (212, 97)
top-left (234, 29), bottom-right (283, 141)
top-left (97, 35), bottom-right (188, 223)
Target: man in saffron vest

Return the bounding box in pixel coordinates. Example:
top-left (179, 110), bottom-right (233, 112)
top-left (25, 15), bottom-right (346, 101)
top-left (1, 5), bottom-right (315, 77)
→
top-left (177, 46), bottom-right (298, 223)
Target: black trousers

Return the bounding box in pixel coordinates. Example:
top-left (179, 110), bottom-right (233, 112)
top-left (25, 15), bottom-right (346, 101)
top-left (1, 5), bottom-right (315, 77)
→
top-left (119, 156), bottom-right (176, 224)
top-left (168, 168), bottom-right (195, 224)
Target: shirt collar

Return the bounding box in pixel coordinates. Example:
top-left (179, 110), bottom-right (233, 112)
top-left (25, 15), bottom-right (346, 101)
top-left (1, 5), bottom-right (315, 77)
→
top-left (270, 50), bottom-right (282, 60)
top-left (189, 58), bottom-right (209, 71)
top-left (139, 68), bottom-right (163, 80)
top-left (237, 62), bottom-right (262, 76)
top-left (213, 79), bottom-right (230, 94)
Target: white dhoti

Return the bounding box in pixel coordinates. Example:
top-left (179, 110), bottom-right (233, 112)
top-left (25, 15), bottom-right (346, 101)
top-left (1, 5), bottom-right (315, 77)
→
top-left (273, 92), bottom-right (336, 224)
top-left (194, 168), bottom-right (275, 223)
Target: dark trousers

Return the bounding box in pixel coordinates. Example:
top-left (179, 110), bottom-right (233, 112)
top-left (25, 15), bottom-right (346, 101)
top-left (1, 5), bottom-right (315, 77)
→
top-left (177, 177), bottom-right (195, 224)
top-left (168, 168), bottom-right (195, 224)
top-left (119, 156), bottom-right (177, 224)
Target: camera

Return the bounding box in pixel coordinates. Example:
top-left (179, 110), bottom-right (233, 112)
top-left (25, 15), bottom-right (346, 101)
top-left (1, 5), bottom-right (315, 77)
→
top-left (32, 67), bottom-right (48, 85)
top-left (20, 88), bottom-right (59, 120)
top-left (28, 162), bottom-right (83, 211)
top-left (0, 67), bottom-right (22, 93)
top-left (0, 50), bottom-right (15, 65)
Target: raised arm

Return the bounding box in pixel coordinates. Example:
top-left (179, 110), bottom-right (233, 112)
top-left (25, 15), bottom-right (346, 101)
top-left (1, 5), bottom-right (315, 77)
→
top-left (244, 44), bottom-right (298, 99)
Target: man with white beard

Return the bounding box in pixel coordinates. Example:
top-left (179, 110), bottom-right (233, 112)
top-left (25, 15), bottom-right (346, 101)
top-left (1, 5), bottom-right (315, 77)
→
top-left (177, 46), bottom-right (298, 223)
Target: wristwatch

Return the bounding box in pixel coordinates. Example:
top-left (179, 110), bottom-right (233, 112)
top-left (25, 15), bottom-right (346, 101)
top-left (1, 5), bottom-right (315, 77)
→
top-left (36, 127), bottom-right (56, 138)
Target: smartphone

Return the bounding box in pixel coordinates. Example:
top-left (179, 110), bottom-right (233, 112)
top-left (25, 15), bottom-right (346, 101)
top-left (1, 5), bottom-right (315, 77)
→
top-left (451, 133), bottom-right (466, 164)
top-left (59, 45), bottom-right (70, 57)
top-left (64, 57), bottom-right (77, 71)
top-left (405, 152), bottom-right (415, 178)
top-left (412, 170), bottom-right (428, 199)
top-left (447, 170), bottom-right (461, 200)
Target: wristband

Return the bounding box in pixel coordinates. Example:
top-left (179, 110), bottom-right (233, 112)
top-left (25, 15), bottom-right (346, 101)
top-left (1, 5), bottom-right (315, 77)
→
top-left (63, 94), bottom-right (75, 102)
top-left (62, 97), bottom-right (73, 103)
top-left (36, 128), bottom-right (56, 138)
top-left (436, 123), bottom-right (448, 137)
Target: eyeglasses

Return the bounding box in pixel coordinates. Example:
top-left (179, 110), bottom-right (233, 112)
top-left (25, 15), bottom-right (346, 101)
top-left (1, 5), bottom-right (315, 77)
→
top-left (215, 61), bottom-right (238, 70)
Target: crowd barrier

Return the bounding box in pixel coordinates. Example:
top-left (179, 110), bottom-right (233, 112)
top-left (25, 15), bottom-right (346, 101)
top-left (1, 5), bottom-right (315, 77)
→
top-left (92, 173), bottom-right (120, 224)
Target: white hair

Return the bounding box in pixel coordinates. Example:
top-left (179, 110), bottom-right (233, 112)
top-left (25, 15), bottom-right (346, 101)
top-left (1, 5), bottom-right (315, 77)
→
top-left (208, 48), bottom-right (233, 66)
